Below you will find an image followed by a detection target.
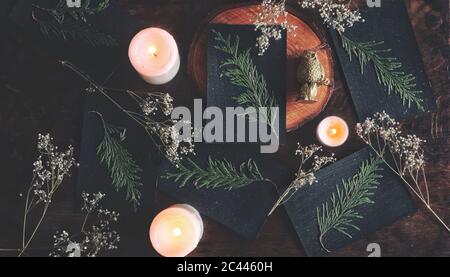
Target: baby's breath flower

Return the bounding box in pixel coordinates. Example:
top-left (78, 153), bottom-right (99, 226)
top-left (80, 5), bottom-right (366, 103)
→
top-left (127, 90), bottom-right (195, 165)
top-left (18, 134), bottom-right (77, 256)
top-left (356, 112), bottom-right (450, 232)
top-left (140, 97), bottom-right (157, 116)
top-left (269, 142), bottom-right (335, 215)
top-left (254, 0), bottom-right (298, 56)
top-left (50, 192), bottom-right (120, 257)
top-left (357, 111), bottom-right (425, 173)
top-left (300, 0), bottom-right (364, 33)
top-left (31, 134), bottom-right (77, 202)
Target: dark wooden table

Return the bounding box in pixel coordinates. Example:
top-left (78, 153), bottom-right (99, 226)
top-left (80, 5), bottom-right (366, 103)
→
top-left (0, 0), bottom-right (448, 257)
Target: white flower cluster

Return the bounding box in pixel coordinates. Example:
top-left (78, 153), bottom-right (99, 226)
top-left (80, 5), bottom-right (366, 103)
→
top-left (129, 90), bottom-right (195, 165)
top-left (32, 134), bottom-right (77, 204)
top-left (140, 92), bottom-right (174, 117)
top-left (292, 171), bottom-right (317, 189)
top-left (356, 111), bottom-right (426, 174)
top-left (292, 142), bottom-right (336, 190)
top-left (270, 142), bottom-right (335, 214)
top-left (81, 191), bottom-right (105, 213)
top-left (50, 192), bottom-right (120, 257)
top-left (300, 0), bottom-right (364, 32)
top-left (254, 0), bottom-right (298, 56)
top-left (148, 119), bottom-right (195, 165)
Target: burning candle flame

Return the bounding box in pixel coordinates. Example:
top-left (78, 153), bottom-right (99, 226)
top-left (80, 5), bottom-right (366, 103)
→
top-left (172, 227), bottom-right (182, 237)
top-left (148, 46), bottom-right (158, 57)
top-left (328, 128), bottom-right (337, 136)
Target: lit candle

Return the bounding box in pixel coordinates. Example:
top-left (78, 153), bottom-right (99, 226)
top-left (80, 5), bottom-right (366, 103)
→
top-left (129, 27), bottom-right (180, 85)
top-left (150, 204), bottom-right (203, 257)
top-left (317, 116), bottom-right (349, 147)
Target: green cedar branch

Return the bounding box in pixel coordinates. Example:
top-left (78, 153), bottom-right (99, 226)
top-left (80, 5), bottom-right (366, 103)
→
top-left (340, 33), bottom-right (424, 111)
top-left (162, 156), bottom-right (273, 190)
top-left (93, 112), bottom-right (142, 211)
top-left (213, 30), bottom-right (279, 132)
top-left (317, 157), bottom-right (383, 252)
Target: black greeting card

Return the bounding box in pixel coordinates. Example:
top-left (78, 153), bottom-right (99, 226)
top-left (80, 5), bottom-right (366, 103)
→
top-left (330, 0), bottom-right (436, 121)
top-left (9, 0), bottom-right (140, 47)
top-left (283, 147), bottom-right (416, 256)
top-left (76, 89), bottom-right (161, 256)
top-left (158, 145), bottom-right (290, 239)
top-left (207, 24), bottom-right (287, 145)
top-left (9, 0), bottom-right (141, 81)
top-left (76, 91), bottom-right (159, 213)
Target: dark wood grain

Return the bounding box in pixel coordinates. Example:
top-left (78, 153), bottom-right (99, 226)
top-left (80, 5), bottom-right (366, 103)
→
top-left (0, 0), bottom-right (448, 257)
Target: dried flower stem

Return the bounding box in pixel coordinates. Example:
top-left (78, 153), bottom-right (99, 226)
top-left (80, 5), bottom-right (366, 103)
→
top-left (17, 134), bottom-right (77, 257)
top-left (369, 146), bottom-right (449, 232)
top-left (356, 112), bottom-right (449, 232)
top-left (268, 143), bottom-right (335, 215)
top-left (50, 192), bottom-right (120, 257)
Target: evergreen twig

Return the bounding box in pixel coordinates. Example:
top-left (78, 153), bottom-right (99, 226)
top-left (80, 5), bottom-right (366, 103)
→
top-left (339, 33), bottom-right (424, 111)
top-left (213, 30), bottom-right (279, 133)
top-left (317, 157), bottom-right (383, 252)
top-left (32, 0), bottom-right (117, 47)
top-left (93, 112), bottom-right (142, 211)
top-left (163, 156), bottom-right (271, 190)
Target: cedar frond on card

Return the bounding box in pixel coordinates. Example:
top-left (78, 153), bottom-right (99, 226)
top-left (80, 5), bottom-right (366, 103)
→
top-left (317, 157), bottom-right (383, 252)
top-left (340, 34), bottom-right (424, 111)
top-left (213, 30), bottom-right (278, 129)
top-left (163, 156), bottom-right (268, 190)
top-left (93, 112), bottom-right (142, 211)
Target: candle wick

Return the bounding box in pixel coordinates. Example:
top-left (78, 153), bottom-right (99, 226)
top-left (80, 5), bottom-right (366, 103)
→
top-left (148, 46), bottom-right (158, 58)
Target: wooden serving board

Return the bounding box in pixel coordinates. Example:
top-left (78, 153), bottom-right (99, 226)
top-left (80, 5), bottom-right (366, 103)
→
top-left (188, 4), bottom-right (334, 131)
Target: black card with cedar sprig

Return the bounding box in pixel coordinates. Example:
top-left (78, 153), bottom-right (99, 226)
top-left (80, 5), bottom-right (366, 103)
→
top-left (157, 144), bottom-right (291, 239)
top-left (329, 0), bottom-right (436, 121)
top-left (283, 147), bottom-right (416, 256)
top-left (10, 0), bottom-right (140, 47)
top-left (9, 0), bottom-right (141, 81)
top-left (207, 24), bottom-right (286, 145)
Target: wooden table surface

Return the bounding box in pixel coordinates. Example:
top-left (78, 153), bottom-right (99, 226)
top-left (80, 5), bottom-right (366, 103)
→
top-left (0, 0), bottom-right (448, 257)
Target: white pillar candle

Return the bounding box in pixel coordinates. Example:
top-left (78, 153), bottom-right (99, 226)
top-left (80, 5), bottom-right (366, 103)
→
top-left (317, 116), bottom-right (349, 147)
top-left (149, 204), bottom-right (203, 257)
top-left (129, 27), bottom-right (180, 85)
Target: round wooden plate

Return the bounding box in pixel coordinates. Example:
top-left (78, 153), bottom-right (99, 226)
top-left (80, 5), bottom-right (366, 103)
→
top-left (188, 4), bottom-right (334, 132)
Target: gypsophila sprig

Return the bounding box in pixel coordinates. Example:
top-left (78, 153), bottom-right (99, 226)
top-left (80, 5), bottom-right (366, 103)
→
top-left (356, 112), bottom-right (450, 232)
top-left (50, 192), bottom-right (120, 257)
top-left (340, 34), bottom-right (424, 111)
top-left (31, 0), bottom-right (117, 47)
top-left (317, 157), bottom-right (383, 252)
top-left (300, 0), bottom-right (364, 33)
top-left (268, 143), bottom-right (335, 215)
top-left (163, 156), bottom-right (274, 190)
top-left (60, 61), bottom-right (195, 165)
top-left (18, 134), bottom-right (78, 257)
top-left (92, 112), bottom-right (142, 211)
top-left (254, 0), bottom-right (298, 55)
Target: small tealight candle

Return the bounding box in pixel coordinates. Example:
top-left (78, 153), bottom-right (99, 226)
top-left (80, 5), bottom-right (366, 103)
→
top-left (150, 204), bottom-right (203, 257)
top-left (317, 116), bottom-right (349, 147)
top-left (129, 27), bottom-right (180, 85)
